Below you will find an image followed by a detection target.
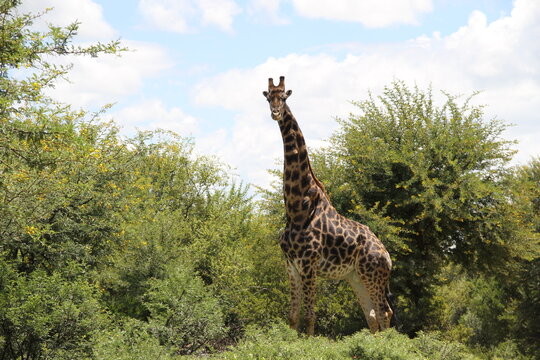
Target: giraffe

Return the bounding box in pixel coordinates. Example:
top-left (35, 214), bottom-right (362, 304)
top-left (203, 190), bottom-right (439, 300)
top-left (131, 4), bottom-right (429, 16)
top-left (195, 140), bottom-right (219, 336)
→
top-left (263, 76), bottom-right (395, 335)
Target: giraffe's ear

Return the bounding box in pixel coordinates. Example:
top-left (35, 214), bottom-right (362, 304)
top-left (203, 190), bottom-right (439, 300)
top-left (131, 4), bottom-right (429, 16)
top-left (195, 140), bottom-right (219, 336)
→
top-left (262, 91), bottom-right (269, 98)
top-left (284, 90), bottom-right (292, 99)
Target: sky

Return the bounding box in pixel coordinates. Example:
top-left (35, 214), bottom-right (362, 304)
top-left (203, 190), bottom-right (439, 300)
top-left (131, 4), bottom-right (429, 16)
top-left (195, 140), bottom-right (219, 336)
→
top-left (19, 0), bottom-right (540, 191)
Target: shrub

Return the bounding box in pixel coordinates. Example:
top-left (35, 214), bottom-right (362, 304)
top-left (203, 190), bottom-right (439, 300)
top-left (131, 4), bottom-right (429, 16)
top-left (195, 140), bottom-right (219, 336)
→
top-left (488, 340), bottom-right (534, 360)
top-left (347, 330), bottom-right (479, 360)
top-left (215, 322), bottom-right (346, 360)
top-left (0, 260), bottom-right (107, 359)
top-left (431, 266), bottom-right (513, 348)
top-left (144, 261), bottom-right (226, 355)
top-left (202, 323), bottom-right (482, 360)
top-left (411, 331), bottom-right (480, 360)
top-left (93, 318), bottom-right (176, 360)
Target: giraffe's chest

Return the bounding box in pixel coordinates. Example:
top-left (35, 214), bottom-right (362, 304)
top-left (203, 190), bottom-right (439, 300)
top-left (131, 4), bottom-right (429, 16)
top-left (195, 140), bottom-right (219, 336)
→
top-left (317, 231), bottom-right (358, 279)
top-left (279, 226), bottom-right (319, 263)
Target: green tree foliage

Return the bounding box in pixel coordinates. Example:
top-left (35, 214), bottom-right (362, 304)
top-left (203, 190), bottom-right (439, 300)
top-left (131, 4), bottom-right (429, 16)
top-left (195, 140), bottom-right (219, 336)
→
top-left (505, 158), bottom-right (540, 356)
top-left (95, 131), bottom-right (241, 318)
top-left (309, 81), bottom-right (539, 335)
top-left (0, 2), bottom-right (128, 358)
top-left (432, 265), bottom-right (513, 346)
top-left (0, 0), bottom-right (122, 117)
top-left (0, 0), bottom-right (126, 273)
top-left (0, 1), bottom-right (250, 357)
top-left (93, 318), bottom-right (177, 360)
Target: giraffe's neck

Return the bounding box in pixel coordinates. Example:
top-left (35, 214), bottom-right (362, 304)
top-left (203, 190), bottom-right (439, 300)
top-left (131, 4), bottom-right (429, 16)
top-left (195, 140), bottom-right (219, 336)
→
top-left (278, 105), bottom-right (326, 223)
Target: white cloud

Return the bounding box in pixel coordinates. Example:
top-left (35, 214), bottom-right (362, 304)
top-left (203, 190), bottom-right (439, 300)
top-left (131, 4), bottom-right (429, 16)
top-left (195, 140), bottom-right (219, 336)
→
top-left (138, 0), bottom-right (242, 33)
top-left (198, 111), bottom-right (279, 186)
top-left (17, 0), bottom-right (116, 40)
top-left (248, 0), bottom-right (432, 28)
top-left (193, 0), bottom-right (540, 189)
top-left (49, 41), bottom-right (174, 109)
top-left (291, 0), bottom-right (433, 27)
top-left (199, 0), bottom-right (242, 30)
top-left (247, 0), bottom-right (288, 25)
top-left (138, 0), bottom-right (193, 33)
top-left (16, 1), bottom-right (175, 112)
top-left (111, 99), bottom-right (199, 136)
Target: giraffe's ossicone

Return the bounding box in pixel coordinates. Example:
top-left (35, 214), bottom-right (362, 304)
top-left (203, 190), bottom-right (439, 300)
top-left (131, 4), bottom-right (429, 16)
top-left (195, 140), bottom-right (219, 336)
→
top-left (263, 76), bottom-right (396, 335)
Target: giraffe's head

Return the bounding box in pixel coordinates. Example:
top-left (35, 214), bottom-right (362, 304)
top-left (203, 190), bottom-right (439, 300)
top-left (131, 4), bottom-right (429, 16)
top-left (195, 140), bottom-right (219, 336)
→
top-left (263, 76), bottom-right (292, 121)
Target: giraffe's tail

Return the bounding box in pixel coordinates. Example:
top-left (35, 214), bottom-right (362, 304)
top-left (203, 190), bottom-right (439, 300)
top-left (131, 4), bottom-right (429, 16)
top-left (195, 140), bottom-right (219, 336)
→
top-left (386, 285), bottom-right (401, 331)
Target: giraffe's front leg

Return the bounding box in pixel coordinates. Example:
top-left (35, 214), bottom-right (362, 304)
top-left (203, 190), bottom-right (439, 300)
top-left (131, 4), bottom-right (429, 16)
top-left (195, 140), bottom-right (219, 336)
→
top-left (301, 266), bottom-right (317, 336)
top-left (286, 260), bottom-right (302, 331)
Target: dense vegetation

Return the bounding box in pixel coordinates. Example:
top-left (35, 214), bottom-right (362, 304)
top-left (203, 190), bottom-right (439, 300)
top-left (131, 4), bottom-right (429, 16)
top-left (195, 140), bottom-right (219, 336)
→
top-left (1, 2), bottom-right (538, 359)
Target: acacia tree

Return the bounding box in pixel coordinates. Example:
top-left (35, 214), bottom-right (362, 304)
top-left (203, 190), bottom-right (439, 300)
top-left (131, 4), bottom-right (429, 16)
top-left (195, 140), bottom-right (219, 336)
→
top-left (0, 1), bottom-right (129, 358)
top-left (0, 0), bottom-right (126, 271)
top-left (310, 81), bottom-right (538, 335)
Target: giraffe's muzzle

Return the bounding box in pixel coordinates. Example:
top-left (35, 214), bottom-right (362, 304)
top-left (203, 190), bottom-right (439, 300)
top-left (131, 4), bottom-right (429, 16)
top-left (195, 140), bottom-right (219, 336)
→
top-left (271, 110), bottom-right (282, 120)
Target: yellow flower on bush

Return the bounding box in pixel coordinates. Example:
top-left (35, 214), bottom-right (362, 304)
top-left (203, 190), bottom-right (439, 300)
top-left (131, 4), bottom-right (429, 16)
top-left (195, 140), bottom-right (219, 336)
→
top-left (25, 226), bottom-right (38, 235)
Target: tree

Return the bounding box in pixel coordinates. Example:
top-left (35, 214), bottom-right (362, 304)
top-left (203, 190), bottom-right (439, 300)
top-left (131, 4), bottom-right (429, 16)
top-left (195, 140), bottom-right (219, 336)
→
top-left (0, 0), bottom-right (126, 273)
top-left (0, 2), bottom-right (127, 358)
top-left (309, 81), bottom-right (539, 335)
top-left (506, 158), bottom-right (540, 356)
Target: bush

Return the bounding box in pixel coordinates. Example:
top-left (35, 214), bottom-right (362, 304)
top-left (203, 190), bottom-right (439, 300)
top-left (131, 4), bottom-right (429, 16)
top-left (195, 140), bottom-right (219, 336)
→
top-left (411, 332), bottom-right (480, 360)
top-left (214, 322), bottom-right (345, 360)
top-left (211, 214), bottom-right (290, 332)
top-left (201, 322), bottom-right (482, 360)
top-left (431, 266), bottom-right (514, 348)
top-left (347, 330), bottom-right (479, 360)
top-left (488, 340), bottom-right (534, 360)
top-left (93, 318), bottom-right (176, 360)
top-left (0, 260), bottom-right (107, 359)
top-left (144, 261), bottom-right (227, 355)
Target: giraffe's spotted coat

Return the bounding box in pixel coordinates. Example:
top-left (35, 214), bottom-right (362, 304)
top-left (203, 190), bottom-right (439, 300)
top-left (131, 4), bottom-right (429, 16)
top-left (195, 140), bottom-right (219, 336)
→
top-left (263, 76), bottom-right (394, 335)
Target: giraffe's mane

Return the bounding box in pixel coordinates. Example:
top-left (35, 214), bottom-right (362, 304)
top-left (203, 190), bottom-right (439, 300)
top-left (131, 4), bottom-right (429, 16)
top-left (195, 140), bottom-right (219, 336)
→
top-left (307, 156), bottom-right (327, 195)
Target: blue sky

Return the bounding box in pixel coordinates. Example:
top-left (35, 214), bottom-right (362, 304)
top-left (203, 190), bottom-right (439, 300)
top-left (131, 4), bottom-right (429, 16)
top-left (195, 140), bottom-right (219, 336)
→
top-left (21, 0), bottom-right (539, 190)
